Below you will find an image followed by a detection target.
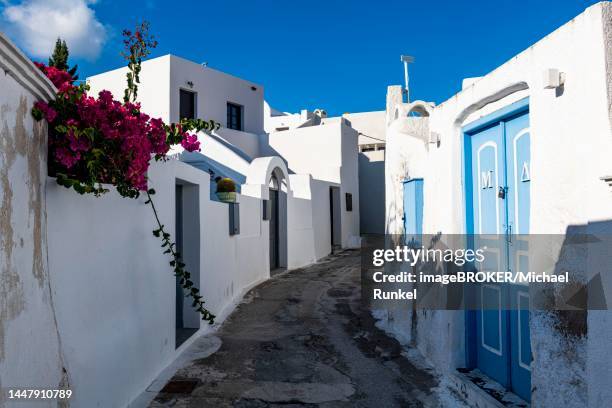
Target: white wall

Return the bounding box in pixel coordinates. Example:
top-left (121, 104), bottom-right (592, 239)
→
top-left (216, 127), bottom-right (260, 160)
top-left (88, 55), bottom-right (264, 158)
top-left (45, 159), bottom-right (272, 407)
top-left (287, 174), bottom-right (317, 269)
top-left (0, 32), bottom-right (66, 407)
top-left (263, 123), bottom-right (343, 183)
top-left (169, 56), bottom-right (264, 137)
top-left (383, 3), bottom-right (612, 406)
top-left (310, 179), bottom-right (334, 260)
top-left (324, 112), bottom-right (386, 235)
top-left (323, 111), bottom-right (386, 146)
top-left (262, 120), bottom-right (361, 249)
top-left (339, 123), bottom-right (361, 248)
top-left (88, 55), bottom-right (172, 122)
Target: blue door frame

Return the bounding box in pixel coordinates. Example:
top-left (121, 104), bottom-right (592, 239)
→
top-left (463, 98), bottom-right (532, 401)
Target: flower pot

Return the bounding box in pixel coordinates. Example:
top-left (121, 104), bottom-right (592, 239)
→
top-left (216, 191), bottom-right (236, 203)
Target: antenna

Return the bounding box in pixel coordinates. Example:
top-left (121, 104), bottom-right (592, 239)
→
top-left (400, 55), bottom-right (415, 103)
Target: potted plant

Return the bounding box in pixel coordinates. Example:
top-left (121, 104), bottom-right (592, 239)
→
top-left (216, 177), bottom-right (237, 202)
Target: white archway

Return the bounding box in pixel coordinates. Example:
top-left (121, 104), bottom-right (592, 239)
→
top-left (245, 156), bottom-right (291, 198)
top-left (245, 156), bottom-right (290, 272)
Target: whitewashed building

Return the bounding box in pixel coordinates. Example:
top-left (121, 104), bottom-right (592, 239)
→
top-left (382, 2), bottom-right (612, 407)
top-left (329, 111), bottom-right (386, 235)
top-left (266, 107), bottom-right (386, 235)
top-left (0, 44), bottom-right (362, 407)
top-left (88, 55), bottom-right (362, 260)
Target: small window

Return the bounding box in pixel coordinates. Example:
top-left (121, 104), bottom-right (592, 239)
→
top-left (227, 102), bottom-right (243, 131)
top-left (229, 203), bottom-right (240, 235)
top-left (262, 199), bottom-right (271, 220)
top-left (180, 89), bottom-right (196, 120)
top-left (345, 193), bottom-right (353, 211)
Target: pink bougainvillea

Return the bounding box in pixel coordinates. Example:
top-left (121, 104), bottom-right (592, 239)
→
top-left (32, 62), bottom-right (201, 194)
top-left (34, 62), bottom-right (74, 89)
top-left (31, 21), bottom-right (217, 325)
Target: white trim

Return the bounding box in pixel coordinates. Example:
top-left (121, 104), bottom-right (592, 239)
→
top-left (513, 249), bottom-right (530, 286)
top-left (476, 141), bottom-right (500, 234)
top-left (481, 284), bottom-right (503, 356)
top-left (0, 32), bottom-right (56, 100)
top-left (517, 291), bottom-right (532, 371)
top-left (512, 128), bottom-right (530, 235)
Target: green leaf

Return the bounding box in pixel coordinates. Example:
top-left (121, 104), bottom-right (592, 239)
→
top-left (31, 107), bottom-right (43, 121)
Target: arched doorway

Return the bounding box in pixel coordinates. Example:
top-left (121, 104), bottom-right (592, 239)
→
top-left (245, 157), bottom-right (290, 274)
top-left (267, 167), bottom-right (288, 274)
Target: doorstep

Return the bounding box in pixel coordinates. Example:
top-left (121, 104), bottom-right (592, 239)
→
top-left (450, 368), bottom-right (529, 408)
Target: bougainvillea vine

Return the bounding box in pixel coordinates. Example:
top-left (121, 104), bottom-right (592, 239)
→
top-left (31, 21), bottom-right (218, 324)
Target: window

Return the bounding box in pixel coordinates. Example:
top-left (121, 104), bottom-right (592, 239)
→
top-left (345, 193), bottom-right (353, 211)
top-left (229, 203), bottom-right (240, 235)
top-left (262, 199), bottom-right (271, 220)
top-left (180, 89), bottom-right (196, 120)
top-left (227, 102), bottom-right (243, 131)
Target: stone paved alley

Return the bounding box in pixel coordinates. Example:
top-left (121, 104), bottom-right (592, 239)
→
top-left (149, 250), bottom-right (466, 407)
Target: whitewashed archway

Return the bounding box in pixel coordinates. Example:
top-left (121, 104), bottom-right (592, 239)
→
top-left (245, 156), bottom-right (290, 271)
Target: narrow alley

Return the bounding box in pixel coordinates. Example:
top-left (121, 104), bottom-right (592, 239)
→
top-left (149, 251), bottom-right (461, 407)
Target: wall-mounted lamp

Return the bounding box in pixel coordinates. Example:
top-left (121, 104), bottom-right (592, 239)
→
top-left (429, 132), bottom-right (441, 146)
top-left (543, 68), bottom-right (565, 89)
top-left (186, 80), bottom-right (194, 88)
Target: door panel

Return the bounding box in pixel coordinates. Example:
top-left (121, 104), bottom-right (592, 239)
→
top-left (469, 123), bottom-right (509, 387)
top-left (471, 124), bottom-right (505, 235)
top-left (505, 113), bottom-right (530, 237)
top-left (505, 112), bottom-right (532, 401)
top-left (510, 286), bottom-right (531, 401)
top-left (403, 179), bottom-right (423, 245)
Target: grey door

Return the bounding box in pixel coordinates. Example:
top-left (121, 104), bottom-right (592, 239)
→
top-left (269, 189), bottom-right (279, 270)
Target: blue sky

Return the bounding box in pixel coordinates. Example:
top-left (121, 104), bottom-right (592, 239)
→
top-left (1, 0), bottom-right (599, 116)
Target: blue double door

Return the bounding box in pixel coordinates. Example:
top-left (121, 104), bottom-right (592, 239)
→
top-left (465, 104), bottom-right (532, 401)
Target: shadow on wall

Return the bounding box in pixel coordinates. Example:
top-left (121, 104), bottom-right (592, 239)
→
top-left (528, 219), bottom-right (612, 406)
top-left (257, 133), bottom-right (293, 174)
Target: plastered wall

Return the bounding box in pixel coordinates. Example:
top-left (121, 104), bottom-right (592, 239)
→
top-left (0, 33), bottom-right (66, 408)
top-left (383, 3), bottom-right (612, 406)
